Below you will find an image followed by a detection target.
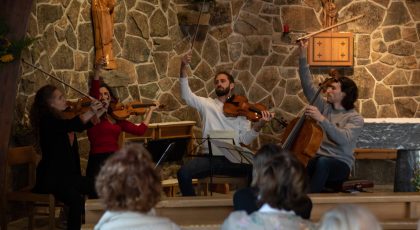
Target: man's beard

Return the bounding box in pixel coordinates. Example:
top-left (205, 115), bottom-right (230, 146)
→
top-left (215, 87), bottom-right (230, 97)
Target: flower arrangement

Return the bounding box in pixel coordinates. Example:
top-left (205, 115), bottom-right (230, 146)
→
top-left (411, 167), bottom-right (420, 192)
top-left (0, 20), bottom-right (35, 64)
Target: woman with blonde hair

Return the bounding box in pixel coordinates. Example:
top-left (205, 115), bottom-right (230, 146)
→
top-left (318, 204), bottom-right (382, 230)
top-left (94, 143), bottom-right (179, 230)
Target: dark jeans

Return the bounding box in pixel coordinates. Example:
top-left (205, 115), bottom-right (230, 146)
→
top-left (177, 156), bottom-right (252, 196)
top-left (307, 156), bottom-right (350, 193)
top-left (86, 152), bottom-right (113, 198)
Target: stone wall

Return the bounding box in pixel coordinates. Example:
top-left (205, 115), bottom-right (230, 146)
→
top-left (12, 0), bottom-right (420, 169)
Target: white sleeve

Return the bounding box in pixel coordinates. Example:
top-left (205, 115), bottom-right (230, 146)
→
top-left (237, 117), bottom-right (259, 145)
top-left (180, 77), bottom-right (207, 114)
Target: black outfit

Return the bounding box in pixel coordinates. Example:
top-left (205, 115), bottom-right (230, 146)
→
top-left (85, 152), bottom-right (113, 198)
top-left (33, 114), bottom-right (92, 230)
top-left (233, 187), bottom-right (313, 220)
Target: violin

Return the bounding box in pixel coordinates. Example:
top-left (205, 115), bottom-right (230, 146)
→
top-left (223, 95), bottom-right (288, 128)
top-left (62, 97), bottom-right (94, 119)
top-left (110, 100), bottom-right (163, 120)
top-left (223, 95), bottom-right (267, 122)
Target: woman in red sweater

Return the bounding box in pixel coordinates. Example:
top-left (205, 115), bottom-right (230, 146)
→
top-left (86, 62), bottom-right (159, 198)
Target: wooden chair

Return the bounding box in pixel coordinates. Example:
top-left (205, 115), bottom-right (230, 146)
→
top-left (1, 146), bottom-right (60, 230)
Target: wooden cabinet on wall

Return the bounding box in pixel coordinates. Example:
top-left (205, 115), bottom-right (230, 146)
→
top-left (307, 32), bottom-right (354, 66)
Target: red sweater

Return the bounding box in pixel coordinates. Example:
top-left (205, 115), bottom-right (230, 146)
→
top-left (87, 119), bottom-right (147, 154)
top-left (88, 79), bottom-right (148, 154)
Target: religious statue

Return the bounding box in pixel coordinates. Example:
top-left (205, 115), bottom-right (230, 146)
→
top-left (321, 0), bottom-right (338, 29)
top-left (92, 0), bottom-right (117, 70)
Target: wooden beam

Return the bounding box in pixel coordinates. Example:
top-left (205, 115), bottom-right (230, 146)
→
top-left (354, 148), bottom-right (397, 160)
top-left (0, 0), bottom-right (34, 228)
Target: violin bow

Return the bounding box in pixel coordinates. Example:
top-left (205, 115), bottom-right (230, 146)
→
top-left (21, 59), bottom-right (94, 99)
top-left (190, 0), bottom-right (207, 50)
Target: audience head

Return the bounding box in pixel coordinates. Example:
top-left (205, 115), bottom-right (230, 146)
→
top-left (95, 143), bottom-right (161, 213)
top-left (252, 144), bottom-right (309, 211)
top-left (318, 204), bottom-right (382, 230)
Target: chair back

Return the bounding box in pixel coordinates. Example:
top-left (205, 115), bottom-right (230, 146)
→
top-left (6, 146), bottom-right (40, 192)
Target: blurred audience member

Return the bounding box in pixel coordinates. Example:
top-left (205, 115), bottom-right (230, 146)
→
top-left (318, 204), bottom-right (382, 230)
top-left (94, 143), bottom-right (180, 230)
top-left (222, 144), bottom-right (315, 230)
top-left (233, 145), bottom-right (312, 219)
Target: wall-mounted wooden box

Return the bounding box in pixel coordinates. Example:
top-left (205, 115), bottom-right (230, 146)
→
top-left (308, 32), bottom-right (354, 66)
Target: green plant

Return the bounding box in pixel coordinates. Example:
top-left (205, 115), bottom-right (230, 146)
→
top-left (411, 167), bottom-right (420, 191)
top-left (0, 20), bottom-right (36, 64)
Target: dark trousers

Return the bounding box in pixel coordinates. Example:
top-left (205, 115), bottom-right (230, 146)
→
top-left (53, 177), bottom-right (88, 230)
top-left (306, 156), bottom-right (350, 193)
top-left (177, 156), bottom-right (252, 196)
top-left (85, 153), bottom-right (113, 198)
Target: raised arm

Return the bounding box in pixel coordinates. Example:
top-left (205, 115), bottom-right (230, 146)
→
top-left (298, 40), bottom-right (326, 111)
top-left (90, 60), bottom-right (105, 99)
top-left (179, 51), bottom-right (207, 112)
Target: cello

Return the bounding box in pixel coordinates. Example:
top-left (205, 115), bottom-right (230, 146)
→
top-left (281, 77), bottom-right (335, 166)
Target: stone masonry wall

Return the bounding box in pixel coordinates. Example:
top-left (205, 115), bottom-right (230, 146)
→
top-left (12, 0), bottom-right (420, 171)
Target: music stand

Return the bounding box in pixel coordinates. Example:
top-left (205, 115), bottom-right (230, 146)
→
top-left (186, 136), bottom-right (237, 196)
top-left (210, 139), bottom-right (254, 165)
top-left (197, 131), bottom-right (254, 196)
top-left (145, 138), bottom-right (188, 165)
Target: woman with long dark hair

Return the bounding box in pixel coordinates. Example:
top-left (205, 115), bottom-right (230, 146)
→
top-left (30, 84), bottom-right (105, 229)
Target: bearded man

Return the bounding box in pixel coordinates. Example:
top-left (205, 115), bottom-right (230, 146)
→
top-left (177, 52), bottom-right (272, 196)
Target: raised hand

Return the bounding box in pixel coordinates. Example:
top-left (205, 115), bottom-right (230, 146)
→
top-left (181, 50), bottom-right (192, 66)
top-left (180, 50), bottom-right (192, 78)
top-left (298, 39), bottom-right (309, 58)
top-left (148, 101), bottom-right (160, 112)
top-left (94, 58), bottom-right (107, 80)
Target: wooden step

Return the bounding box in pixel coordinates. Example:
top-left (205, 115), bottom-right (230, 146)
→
top-left (85, 192), bottom-right (420, 229)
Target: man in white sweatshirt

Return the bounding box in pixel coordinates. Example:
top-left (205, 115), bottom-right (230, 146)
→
top-left (177, 52), bottom-right (272, 196)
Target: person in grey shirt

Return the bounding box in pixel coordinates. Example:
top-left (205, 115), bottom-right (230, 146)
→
top-left (298, 40), bottom-right (364, 193)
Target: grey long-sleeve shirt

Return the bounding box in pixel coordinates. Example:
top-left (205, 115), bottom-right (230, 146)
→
top-left (299, 57), bottom-right (364, 169)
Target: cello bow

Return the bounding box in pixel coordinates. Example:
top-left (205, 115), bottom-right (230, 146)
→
top-left (296, 15), bottom-right (364, 41)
